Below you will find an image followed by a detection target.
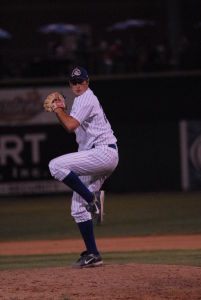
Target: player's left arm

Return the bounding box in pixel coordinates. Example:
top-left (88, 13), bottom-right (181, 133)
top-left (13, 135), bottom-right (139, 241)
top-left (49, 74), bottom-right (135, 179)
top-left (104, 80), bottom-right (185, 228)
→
top-left (43, 91), bottom-right (80, 133)
top-left (54, 107), bottom-right (80, 133)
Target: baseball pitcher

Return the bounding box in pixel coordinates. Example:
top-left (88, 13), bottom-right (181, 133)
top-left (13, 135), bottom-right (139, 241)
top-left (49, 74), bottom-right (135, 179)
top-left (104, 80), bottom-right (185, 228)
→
top-left (44, 66), bottom-right (119, 268)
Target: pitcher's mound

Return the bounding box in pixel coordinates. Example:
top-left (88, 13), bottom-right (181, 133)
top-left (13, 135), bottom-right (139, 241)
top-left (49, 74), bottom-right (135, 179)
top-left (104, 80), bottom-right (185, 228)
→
top-left (1, 263), bottom-right (201, 300)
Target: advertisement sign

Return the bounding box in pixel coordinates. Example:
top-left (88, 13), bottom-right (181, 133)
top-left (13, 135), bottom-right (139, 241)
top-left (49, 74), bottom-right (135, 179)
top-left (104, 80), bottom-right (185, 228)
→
top-left (180, 120), bottom-right (201, 190)
top-left (0, 86), bottom-right (76, 196)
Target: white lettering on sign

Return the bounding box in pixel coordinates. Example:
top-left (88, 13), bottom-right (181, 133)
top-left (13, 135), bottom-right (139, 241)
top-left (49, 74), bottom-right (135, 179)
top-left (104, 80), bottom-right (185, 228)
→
top-left (24, 134), bottom-right (46, 163)
top-left (0, 133), bottom-right (46, 165)
top-left (0, 135), bottom-right (23, 165)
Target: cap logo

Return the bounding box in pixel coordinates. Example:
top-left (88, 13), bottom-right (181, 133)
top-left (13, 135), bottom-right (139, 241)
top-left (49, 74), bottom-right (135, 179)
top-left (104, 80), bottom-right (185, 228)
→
top-left (71, 67), bottom-right (81, 77)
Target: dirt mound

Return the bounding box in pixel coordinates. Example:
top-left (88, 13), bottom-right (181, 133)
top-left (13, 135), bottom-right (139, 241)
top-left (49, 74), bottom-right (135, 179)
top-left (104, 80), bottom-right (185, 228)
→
top-left (0, 264), bottom-right (201, 300)
top-left (1, 235), bottom-right (201, 299)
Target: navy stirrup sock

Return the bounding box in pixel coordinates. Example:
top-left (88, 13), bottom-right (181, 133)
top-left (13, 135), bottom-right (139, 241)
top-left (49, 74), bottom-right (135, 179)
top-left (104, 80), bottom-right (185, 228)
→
top-left (77, 220), bottom-right (99, 255)
top-left (63, 171), bottom-right (93, 203)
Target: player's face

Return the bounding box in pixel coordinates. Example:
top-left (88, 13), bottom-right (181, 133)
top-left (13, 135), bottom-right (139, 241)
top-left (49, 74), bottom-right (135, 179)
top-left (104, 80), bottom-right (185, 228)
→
top-left (69, 79), bottom-right (89, 96)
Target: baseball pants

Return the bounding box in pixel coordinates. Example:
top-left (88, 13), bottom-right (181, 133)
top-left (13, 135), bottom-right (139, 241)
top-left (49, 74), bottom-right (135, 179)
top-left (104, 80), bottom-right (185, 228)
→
top-left (49, 145), bottom-right (119, 223)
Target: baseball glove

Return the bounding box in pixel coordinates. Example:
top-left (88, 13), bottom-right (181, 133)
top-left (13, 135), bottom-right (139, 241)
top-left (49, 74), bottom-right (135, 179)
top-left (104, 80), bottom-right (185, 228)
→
top-left (44, 92), bottom-right (66, 112)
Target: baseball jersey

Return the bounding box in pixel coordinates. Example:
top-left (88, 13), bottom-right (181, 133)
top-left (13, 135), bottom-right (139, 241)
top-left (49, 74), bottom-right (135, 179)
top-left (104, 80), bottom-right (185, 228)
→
top-left (70, 88), bottom-right (117, 150)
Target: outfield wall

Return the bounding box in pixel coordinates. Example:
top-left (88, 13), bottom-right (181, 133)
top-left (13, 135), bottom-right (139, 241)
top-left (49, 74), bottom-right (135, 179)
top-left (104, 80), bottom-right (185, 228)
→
top-left (1, 72), bottom-right (201, 195)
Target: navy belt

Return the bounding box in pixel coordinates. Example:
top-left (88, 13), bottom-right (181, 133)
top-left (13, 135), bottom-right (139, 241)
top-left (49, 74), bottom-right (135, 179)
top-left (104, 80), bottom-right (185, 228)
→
top-left (108, 144), bottom-right (117, 149)
top-left (92, 144), bottom-right (117, 149)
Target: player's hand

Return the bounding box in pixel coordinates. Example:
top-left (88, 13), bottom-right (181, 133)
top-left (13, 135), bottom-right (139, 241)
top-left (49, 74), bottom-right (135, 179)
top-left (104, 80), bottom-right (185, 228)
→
top-left (44, 92), bottom-right (66, 112)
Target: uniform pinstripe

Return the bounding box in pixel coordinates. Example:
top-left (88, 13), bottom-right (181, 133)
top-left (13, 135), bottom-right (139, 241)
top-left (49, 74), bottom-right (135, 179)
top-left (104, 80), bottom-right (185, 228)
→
top-left (49, 88), bottom-right (119, 223)
top-left (70, 88), bottom-right (117, 150)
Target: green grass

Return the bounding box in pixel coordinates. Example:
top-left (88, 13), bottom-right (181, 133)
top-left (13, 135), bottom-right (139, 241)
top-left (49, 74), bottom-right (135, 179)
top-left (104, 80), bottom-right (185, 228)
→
top-left (1, 192), bottom-right (201, 271)
top-left (0, 192), bottom-right (201, 241)
top-left (1, 250), bottom-right (201, 270)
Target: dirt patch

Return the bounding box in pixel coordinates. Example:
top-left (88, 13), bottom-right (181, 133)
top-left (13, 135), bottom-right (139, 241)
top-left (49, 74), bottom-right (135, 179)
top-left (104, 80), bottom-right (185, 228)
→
top-left (0, 264), bottom-right (201, 300)
top-left (0, 235), bottom-right (201, 300)
top-left (1, 234), bottom-right (201, 255)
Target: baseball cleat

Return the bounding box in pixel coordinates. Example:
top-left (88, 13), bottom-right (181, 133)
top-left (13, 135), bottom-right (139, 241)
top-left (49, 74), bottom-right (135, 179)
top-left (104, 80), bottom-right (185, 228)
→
top-left (73, 251), bottom-right (103, 268)
top-left (86, 190), bottom-right (104, 225)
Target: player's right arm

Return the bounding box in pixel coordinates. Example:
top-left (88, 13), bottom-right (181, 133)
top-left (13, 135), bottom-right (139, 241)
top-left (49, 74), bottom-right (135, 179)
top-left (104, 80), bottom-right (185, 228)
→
top-left (54, 107), bottom-right (80, 133)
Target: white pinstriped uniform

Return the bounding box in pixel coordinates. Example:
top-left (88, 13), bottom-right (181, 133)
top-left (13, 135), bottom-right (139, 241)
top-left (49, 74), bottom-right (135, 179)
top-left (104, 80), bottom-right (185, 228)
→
top-left (49, 88), bottom-right (119, 223)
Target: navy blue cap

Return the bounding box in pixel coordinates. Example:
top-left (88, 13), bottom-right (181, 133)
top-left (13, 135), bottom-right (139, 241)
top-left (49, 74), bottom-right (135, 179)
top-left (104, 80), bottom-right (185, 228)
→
top-left (69, 66), bottom-right (88, 81)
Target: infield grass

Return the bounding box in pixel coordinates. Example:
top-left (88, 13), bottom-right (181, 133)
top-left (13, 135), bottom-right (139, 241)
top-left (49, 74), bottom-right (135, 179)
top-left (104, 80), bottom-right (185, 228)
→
top-left (0, 192), bottom-right (201, 241)
top-left (1, 250), bottom-right (201, 270)
top-left (1, 192), bottom-right (201, 271)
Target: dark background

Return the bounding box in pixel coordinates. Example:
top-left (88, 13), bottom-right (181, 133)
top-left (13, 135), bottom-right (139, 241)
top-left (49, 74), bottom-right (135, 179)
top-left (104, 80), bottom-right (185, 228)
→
top-left (1, 0), bottom-right (201, 77)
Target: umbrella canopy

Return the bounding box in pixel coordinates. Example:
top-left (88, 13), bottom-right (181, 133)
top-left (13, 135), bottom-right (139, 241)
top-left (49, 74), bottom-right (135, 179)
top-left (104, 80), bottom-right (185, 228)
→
top-left (39, 23), bottom-right (80, 34)
top-left (107, 19), bottom-right (154, 32)
top-left (0, 28), bottom-right (12, 39)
